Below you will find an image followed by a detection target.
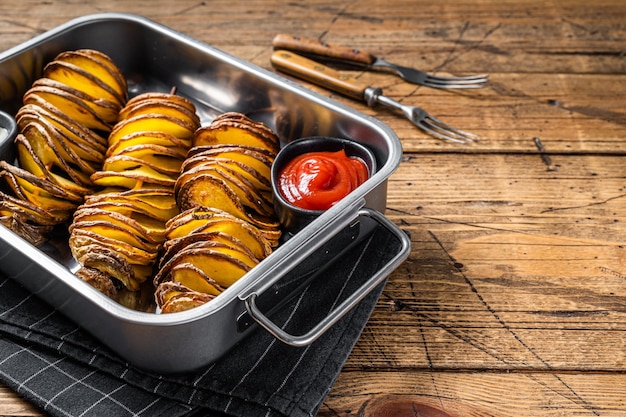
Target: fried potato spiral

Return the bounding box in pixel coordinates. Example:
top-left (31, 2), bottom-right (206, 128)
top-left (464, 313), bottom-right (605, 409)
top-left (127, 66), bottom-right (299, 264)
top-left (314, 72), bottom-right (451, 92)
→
top-left (0, 49), bottom-right (127, 246)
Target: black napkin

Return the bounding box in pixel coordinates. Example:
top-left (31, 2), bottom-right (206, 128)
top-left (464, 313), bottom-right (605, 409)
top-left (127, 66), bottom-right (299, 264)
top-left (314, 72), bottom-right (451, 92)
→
top-left (0, 222), bottom-right (403, 417)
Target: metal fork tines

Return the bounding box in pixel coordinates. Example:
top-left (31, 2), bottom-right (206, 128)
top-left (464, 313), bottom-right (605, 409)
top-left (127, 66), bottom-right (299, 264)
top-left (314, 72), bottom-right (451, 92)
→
top-left (365, 87), bottom-right (478, 144)
top-left (371, 57), bottom-right (489, 89)
top-left (421, 73), bottom-right (490, 89)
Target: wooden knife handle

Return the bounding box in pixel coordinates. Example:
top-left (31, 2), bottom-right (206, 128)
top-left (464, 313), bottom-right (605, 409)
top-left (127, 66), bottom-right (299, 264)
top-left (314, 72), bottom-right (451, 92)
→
top-left (272, 34), bottom-right (375, 66)
top-left (270, 50), bottom-right (368, 101)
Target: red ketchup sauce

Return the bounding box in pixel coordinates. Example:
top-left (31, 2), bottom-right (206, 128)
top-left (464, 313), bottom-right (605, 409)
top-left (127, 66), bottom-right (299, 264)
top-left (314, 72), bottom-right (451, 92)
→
top-left (278, 149), bottom-right (369, 210)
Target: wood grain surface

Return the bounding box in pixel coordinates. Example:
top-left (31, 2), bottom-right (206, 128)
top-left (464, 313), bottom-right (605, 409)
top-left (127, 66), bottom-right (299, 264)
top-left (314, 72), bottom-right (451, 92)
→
top-left (1, 0), bottom-right (625, 416)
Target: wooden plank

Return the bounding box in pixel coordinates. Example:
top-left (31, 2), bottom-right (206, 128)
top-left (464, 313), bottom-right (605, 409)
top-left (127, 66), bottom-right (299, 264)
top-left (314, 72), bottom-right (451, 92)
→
top-left (0, 386), bottom-right (39, 416)
top-left (385, 152), bottom-right (625, 227)
top-left (319, 371), bottom-right (626, 417)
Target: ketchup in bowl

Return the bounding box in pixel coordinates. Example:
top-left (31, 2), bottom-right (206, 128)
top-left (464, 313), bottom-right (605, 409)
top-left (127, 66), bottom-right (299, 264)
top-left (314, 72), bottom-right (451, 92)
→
top-left (278, 149), bottom-right (369, 211)
top-left (271, 136), bottom-right (376, 234)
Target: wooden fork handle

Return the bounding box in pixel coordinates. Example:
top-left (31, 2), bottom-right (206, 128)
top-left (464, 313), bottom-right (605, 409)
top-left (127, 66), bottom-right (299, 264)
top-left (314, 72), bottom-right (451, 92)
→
top-left (272, 33), bottom-right (376, 66)
top-left (270, 50), bottom-right (368, 101)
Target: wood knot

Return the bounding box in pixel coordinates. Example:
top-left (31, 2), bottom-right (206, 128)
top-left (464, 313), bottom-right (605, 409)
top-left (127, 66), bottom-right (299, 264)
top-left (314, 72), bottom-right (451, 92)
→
top-left (359, 395), bottom-right (458, 417)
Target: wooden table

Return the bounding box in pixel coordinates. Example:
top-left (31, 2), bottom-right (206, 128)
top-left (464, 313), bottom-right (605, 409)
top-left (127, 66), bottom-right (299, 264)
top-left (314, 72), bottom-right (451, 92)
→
top-left (1, 0), bottom-right (625, 416)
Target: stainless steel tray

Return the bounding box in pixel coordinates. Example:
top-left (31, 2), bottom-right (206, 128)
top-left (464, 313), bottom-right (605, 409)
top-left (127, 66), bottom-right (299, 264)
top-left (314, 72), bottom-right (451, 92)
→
top-left (0, 13), bottom-right (410, 373)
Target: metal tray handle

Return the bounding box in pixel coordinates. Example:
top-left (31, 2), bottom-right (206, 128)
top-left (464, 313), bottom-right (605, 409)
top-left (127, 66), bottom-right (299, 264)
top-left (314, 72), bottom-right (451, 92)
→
top-left (243, 208), bottom-right (410, 347)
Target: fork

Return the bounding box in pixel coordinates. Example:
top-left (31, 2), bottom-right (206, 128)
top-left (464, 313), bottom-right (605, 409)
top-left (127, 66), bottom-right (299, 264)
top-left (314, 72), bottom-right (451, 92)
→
top-left (272, 34), bottom-right (488, 89)
top-left (270, 50), bottom-right (478, 144)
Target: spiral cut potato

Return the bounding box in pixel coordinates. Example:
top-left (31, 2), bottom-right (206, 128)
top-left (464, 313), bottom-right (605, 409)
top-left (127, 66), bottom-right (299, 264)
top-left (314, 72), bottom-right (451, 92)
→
top-left (0, 49), bottom-right (128, 246)
top-left (68, 92), bottom-right (200, 309)
top-left (153, 113), bottom-right (282, 313)
top-left (0, 48), bottom-right (286, 313)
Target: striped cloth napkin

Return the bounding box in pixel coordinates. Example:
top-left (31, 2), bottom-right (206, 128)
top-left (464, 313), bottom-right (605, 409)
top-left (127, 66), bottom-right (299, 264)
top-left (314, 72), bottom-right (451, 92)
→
top-left (0, 223), bottom-right (400, 417)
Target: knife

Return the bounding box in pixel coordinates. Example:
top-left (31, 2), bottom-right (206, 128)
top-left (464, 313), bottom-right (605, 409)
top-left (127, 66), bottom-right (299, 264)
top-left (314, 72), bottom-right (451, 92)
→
top-left (272, 33), bottom-right (488, 89)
